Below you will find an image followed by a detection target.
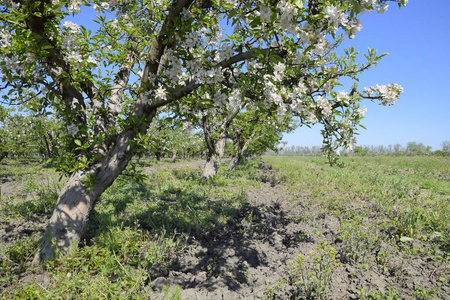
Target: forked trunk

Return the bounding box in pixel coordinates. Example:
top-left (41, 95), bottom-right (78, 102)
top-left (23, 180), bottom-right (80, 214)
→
top-left (227, 135), bottom-right (251, 171)
top-left (33, 131), bottom-right (135, 264)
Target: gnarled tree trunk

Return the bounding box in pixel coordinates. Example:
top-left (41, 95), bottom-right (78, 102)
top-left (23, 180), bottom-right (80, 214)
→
top-left (33, 131), bottom-right (135, 264)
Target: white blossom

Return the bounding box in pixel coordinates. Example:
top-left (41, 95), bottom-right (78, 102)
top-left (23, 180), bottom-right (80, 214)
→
top-left (337, 91), bottom-right (349, 104)
top-left (155, 86), bottom-right (167, 100)
top-left (346, 18), bottom-right (363, 37)
top-left (67, 123), bottom-right (79, 137)
top-left (307, 112), bottom-right (318, 124)
top-left (258, 5), bottom-right (272, 23)
top-left (377, 5), bottom-right (389, 14)
top-left (317, 95), bottom-right (332, 117)
top-left (324, 6), bottom-right (348, 31)
top-left (63, 21), bottom-right (80, 34)
top-left (0, 30), bottom-right (11, 47)
top-left (68, 0), bottom-right (81, 14)
top-left (181, 8), bottom-right (192, 21)
top-left (86, 56), bottom-right (98, 66)
top-left (62, 36), bottom-right (79, 51)
top-left (357, 107), bottom-right (367, 117)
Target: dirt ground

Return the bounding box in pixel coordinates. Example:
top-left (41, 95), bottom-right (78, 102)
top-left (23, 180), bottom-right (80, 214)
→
top-left (1, 159), bottom-right (449, 299)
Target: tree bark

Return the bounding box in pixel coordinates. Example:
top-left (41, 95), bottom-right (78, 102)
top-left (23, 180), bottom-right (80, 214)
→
top-left (155, 151), bottom-right (161, 161)
top-left (227, 130), bottom-right (257, 171)
top-left (202, 152), bottom-right (218, 179)
top-left (33, 131), bottom-right (135, 264)
top-left (227, 156), bottom-right (239, 171)
top-left (171, 149), bottom-right (177, 163)
top-left (215, 136), bottom-right (226, 162)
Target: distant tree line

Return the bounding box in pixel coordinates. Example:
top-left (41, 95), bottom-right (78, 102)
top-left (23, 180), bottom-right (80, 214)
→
top-left (272, 141), bottom-right (450, 156)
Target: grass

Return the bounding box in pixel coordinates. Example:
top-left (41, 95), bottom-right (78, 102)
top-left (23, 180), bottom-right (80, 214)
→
top-left (265, 155), bottom-right (450, 255)
top-left (0, 158), bottom-right (258, 298)
top-left (0, 155), bottom-right (449, 298)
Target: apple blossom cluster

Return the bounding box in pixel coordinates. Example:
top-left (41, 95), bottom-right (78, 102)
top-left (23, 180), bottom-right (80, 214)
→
top-left (357, 107), bottom-right (368, 117)
top-left (0, 30), bottom-right (11, 48)
top-left (67, 123), bottom-right (79, 137)
top-left (68, 0), bottom-right (81, 14)
top-left (324, 6), bottom-right (349, 32)
top-left (364, 83), bottom-right (404, 106)
top-left (60, 22), bottom-right (98, 69)
top-left (0, 45), bottom-right (45, 87)
top-left (276, 0), bottom-right (299, 34)
top-left (317, 96), bottom-right (332, 118)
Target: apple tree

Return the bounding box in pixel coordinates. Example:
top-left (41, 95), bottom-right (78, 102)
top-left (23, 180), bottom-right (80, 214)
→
top-left (0, 0), bottom-right (406, 262)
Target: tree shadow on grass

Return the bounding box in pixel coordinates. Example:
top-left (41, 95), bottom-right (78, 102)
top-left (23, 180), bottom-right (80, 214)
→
top-left (81, 172), bottom-right (307, 295)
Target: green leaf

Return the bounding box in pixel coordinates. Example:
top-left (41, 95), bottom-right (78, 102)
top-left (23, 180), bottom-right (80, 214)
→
top-left (291, 0), bottom-right (305, 9)
top-left (74, 139), bottom-right (81, 146)
top-left (400, 236), bottom-right (414, 242)
top-left (351, 0), bottom-right (361, 15)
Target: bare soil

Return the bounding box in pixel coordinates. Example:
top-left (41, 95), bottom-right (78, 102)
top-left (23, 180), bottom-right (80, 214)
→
top-left (0, 159), bottom-right (449, 299)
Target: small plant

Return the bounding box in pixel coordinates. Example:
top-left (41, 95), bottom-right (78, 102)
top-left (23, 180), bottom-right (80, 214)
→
top-left (236, 262), bottom-right (249, 283)
top-left (289, 242), bottom-right (341, 299)
top-left (261, 279), bottom-right (288, 300)
top-left (391, 206), bottom-right (425, 239)
top-left (357, 286), bottom-right (404, 299)
top-left (206, 259), bottom-right (219, 275)
top-left (1, 234), bottom-right (39, 274)
top-left (163, 285), bottom-right (184, 300)
top-left (338, 216), bottom-right (379, 264)
top-left (376, 248), bottom-right (390, 274)
top-left (410, 285), bottom-right (438, 300)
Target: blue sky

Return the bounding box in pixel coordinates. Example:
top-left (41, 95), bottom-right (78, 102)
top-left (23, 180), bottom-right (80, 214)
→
top-left (284, 1), bottom-right (450, 151)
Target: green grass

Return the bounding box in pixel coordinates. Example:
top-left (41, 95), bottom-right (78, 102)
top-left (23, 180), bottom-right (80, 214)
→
top-left (1, 156), bottom-right (449, 298)
top-left (1, 158), bottom-right (259, 299)
top-left (265, 155), bottom-right (450, 254)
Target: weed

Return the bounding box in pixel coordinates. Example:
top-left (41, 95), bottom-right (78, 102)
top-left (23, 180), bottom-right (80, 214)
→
top-left (0, 234), bottom-right (39, 275)
top-left (357, 286), bottom-right (403, 299)
top-left (261, 279), bottom-right (288, 300)
top-left (289, 242), bottom-right (341, 299)
top-left (410, 285), bottom-right (438, 300)
top-left (163, 285), bottom-right (184, 300)
top-left (338, 216), bottom-right (380, 264)
top-left (391, 206), bottom-right (425, 239)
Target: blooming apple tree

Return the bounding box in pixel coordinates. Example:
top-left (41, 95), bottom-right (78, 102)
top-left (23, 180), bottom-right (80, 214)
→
top-left (0, 109), bottom-right (63, 160)
top-left (228, 106), bottom-right (297, 170)
top-left (0, 0), bottom-right (406, 261)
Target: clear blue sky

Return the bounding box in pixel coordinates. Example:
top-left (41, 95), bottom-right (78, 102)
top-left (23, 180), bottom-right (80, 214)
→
top-left (283, 1), bottom-right (450, 151)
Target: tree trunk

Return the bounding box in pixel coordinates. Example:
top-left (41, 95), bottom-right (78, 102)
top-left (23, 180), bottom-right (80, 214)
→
top-left (33, 131), bottom-right (135, 264)
top-left (227, 133), bottom-right (253, 171)
top-left (155, 151), bottom-right (161, 161)
top-left (215, 136), bottom-right (226, 162)
top-left (202, 151), bottom-right (218, 179)
top-left (227, 156), bottom-right (239, 171)
top-left (228, 127), bottom-right (242, 171)
top-left (171, 149), bottom-right (177, 163)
